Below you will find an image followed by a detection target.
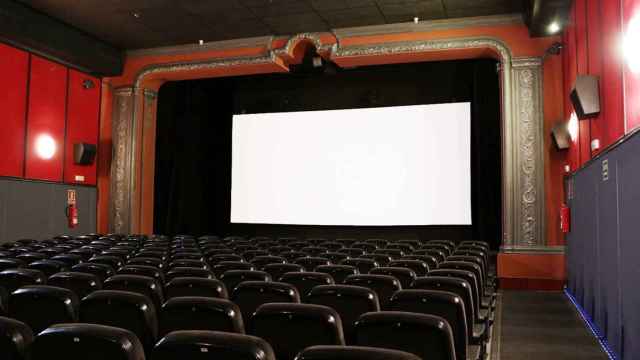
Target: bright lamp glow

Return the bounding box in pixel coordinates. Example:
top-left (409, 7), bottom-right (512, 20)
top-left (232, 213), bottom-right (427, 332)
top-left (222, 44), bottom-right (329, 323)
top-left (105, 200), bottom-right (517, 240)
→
top-left (548, 21), bottom-right (560, 34)
top-left (568, 112), bottom-right (579, 142)
top-left (35, 134), bottom-right (56, 159)
top-left (624, 14), bottom-right (640, 73)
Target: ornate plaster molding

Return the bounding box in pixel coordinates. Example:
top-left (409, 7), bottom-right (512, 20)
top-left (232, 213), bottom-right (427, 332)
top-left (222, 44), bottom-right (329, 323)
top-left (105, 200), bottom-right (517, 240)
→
top-left (110, 33), bottom-right (547, 250)
top-left (126, 36), bottom-right (275, 58)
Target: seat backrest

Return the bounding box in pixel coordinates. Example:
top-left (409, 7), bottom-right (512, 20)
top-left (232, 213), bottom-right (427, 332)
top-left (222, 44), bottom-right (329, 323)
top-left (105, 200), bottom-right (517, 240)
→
top-left (281, 251), bottom-right (308, 263)
top-left (388, 260), bottom-right (429, 276)
top-left (8, 285), bottom-right (79, 334)
top-left (339, 248), bottom-right (365, 258)
top-left (279, 272), bottom-right (334, 300)
top-left (0, 316), bottom-right (33, 360)
top-left (263, 263), bottom-right (304, 281)
top-left (16, 252), bottom-right (48, 263)
top-left (294, 257), bottom-right (332, 271)
top-left (373, 249), bottom-right (404, 259)
top-left (340, 258), bottom-right (378, 275)
top-left (80, 289), bottom-right (158, 351)
top-left (48, 271), bottom-right (102, 299)
top-left (428, 269), bottom-right (480, 320)
top-left (250, 303), bottom-right (345, 360)
top-left (165, 267), bottom-right (215, 282)
top-left (127, 256), bottom-right (165, 269)
top-left (118, 264), bottom-right (165, 285)
top-left (50, 254), bottom-right (83, 267)
top-left (251, 255), bottom-right (286, 270)
top-left (295, 345), bottom-right (422, 360)
top-left (401, 255), bottom-right (438, 269)
top-left (164, 277), bottom-right (228, 299)
top-left (153, 330), bottom-right (275, 360)
top-left (231, 281), bottom-right (300, 328)
top-left (438, 261), bottom-right (484, 296)
top-left (0, 258), bottom-right (26, 272)
top-left (307, 285), bottom-right (380, 345)
top-left (419, 244), bottom-right (452, 257)
top-left (369, 267), bottom-right (416, 289)
top-left (0, 268), bottom-right (47, 293)
top-left (361, 254), bottom-right (392, 267)
top-left (414, 248), bottom-right (446, 263)
top-left (88, 255), bottom-right (124, 269)
top-left (355, 311), bottom-right (456, 360)
top-left (104, 274), bottom-right (164, 312)
top-left (389, 289), bottom-right (468, 360)
top-left (412, 276), bottom-right (474, 330)
top-left (70, 263), bottom-right (115, 282)
top-left (168, 259), bottom-right (208, 271)
top-left (242, 250), bottom-right (269, 261)
top-left (26, 260), bottom-right (68, 277)
top-left (212, 261), bottom-right (255, 278)
top-left (31, 323), bottom-right (144, 360)
top-left (207, 254), bottom-right (244, 265)
top-left (220, 270), bottom-right (271, 294)
top-left (343, 274), bottom-right (401, 308)
top-left (159, 296), bottom-right (245, 336)
top-left (352, 243), bottom-right (378, 253)
top-left (315, 265), bottom-right (359, 284)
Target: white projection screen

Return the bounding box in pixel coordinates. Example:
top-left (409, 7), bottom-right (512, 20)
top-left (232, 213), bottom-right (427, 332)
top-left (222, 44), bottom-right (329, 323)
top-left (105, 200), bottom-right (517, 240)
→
top-left (231, 102), bottom-right (471, 226)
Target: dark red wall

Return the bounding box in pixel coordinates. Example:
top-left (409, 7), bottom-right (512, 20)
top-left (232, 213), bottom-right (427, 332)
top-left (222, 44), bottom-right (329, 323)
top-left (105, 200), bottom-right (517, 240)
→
top-left (0, 43), bottom-right (29, 178)
top-left (563, 0), bottom-right (640, 169)
top-left (0, 43), bottom-right (100, 185)
top-left (624, 0), bottom-right (640, 131)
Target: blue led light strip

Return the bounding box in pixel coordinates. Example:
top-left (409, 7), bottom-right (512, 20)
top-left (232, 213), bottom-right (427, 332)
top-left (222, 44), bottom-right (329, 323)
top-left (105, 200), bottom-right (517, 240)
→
top-left (564, 288), bottom-right (619, 360)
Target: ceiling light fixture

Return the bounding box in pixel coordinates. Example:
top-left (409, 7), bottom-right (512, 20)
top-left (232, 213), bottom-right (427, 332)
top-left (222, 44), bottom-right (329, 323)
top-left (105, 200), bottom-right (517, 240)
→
top-left (413, 17), bottom-right (419, 24)
top-left (132, 12), bottom-right (140, 18)
top-left (199, 40), bottom-right (204, 45)
top-left (548, 21), bottom-right (561, 34)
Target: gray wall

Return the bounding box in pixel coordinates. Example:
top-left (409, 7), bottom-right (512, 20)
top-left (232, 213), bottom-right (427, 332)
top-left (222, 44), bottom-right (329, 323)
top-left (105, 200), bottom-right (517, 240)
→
top-left (0, 178), bottom-right (96, 243)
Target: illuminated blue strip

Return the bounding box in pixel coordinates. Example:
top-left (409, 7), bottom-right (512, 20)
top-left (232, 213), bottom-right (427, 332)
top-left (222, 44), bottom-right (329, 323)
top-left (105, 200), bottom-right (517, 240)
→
top-left (564, 288), bottom-right (618, 360)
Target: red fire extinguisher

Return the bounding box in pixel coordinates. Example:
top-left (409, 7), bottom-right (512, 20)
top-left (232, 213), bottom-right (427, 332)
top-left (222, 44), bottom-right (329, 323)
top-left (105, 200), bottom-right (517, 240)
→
top-left (560, 203), bottom-right (570, 233)
top-left (67, 189), bottom-right (78, 228)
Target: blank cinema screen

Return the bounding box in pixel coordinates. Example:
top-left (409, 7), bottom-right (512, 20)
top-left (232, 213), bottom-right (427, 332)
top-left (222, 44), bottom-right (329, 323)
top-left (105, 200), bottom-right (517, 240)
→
top-left (231, 102), bottom-right (471, 226)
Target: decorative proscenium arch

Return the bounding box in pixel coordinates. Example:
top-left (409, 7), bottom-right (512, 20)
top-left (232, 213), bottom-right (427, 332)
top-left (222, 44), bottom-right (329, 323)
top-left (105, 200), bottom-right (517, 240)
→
top-left (110, 32), bottom-right (545, 251)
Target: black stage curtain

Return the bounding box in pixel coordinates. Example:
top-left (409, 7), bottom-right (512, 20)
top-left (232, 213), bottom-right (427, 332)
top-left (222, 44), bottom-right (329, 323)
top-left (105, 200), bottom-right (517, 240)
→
top-left (155, 59), bottom-right (502, 249)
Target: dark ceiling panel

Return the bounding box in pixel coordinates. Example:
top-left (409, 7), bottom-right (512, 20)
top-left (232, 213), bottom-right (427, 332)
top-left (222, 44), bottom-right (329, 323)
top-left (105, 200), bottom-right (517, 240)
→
top-left (15, 0), bottom-right (530, 50)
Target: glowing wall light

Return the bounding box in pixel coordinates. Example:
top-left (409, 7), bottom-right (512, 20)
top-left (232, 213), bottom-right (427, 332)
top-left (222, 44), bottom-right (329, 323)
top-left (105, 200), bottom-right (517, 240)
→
top-left (35, 134), bottom-right (56, 159)
top-left (568, 112), bottom-right (579, 142)
top-left (623, 13), bottom-right (640, 73)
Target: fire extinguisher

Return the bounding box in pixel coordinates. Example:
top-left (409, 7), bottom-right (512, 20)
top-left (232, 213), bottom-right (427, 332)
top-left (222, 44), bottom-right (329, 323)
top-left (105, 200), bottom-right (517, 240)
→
top-left (66, 189), bottom-right (78, 228)
top-left (67, 204), bottom-right (78, 228)
top-left (560, 203), bottom-right (570, 233)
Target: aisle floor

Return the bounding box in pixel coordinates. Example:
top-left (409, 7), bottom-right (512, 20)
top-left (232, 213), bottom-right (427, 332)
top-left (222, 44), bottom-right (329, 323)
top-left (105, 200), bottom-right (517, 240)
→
top-left (492, 290), bottom-right (609, 360)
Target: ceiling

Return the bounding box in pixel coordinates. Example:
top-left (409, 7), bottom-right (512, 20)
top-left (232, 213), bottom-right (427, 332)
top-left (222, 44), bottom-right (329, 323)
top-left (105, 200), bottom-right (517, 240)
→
top-left (18, 0), bottom-right (524, 50)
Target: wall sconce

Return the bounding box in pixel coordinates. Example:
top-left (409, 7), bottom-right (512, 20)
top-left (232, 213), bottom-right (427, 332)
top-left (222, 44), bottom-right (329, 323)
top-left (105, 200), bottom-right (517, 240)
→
top-left (624, 13), bottom-right (640, 74)
top-left (35, 134), bottom-right (56, 159)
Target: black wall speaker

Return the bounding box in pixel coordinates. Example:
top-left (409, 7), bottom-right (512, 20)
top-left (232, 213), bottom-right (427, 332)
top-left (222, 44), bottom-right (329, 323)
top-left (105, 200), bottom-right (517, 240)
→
top-left (570, 75), bottom-right (600, 119)
top-left (73, 143), bottom-right (97, 165)
top-left (551, 122), bottom-right (571, 151)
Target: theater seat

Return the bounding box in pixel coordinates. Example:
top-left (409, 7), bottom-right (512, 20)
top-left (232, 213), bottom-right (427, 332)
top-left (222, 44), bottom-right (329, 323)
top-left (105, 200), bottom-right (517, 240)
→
top-left (103, 275), bottom-right (164, 313)
top-left (344, 274), bottom-right (401, 308)
top-left (160, 296), bottom-right (244, 336)
top-left (50, 254), bottom-right (84, 267)
top-left (48, 272), bottom-right (102, 299)
top-left (361, 254), bottom-right (393, 267)
top-left (251, 255), bottom-right (287, 270)
top-left (341, 258), bottom-right (378, 275)
top-left (212, 261), bottom-right (255, 278)
top-left (0, 316), bottom-right (33, 360)
top-left (31, 323), bottom-right (145, 360)
top-left (118, 264), bottom-right (165, 285)
top-left (250, 303), bottom-right (345, 360)
top-left (355, 311), bottom-right (456, 360)
top-left (164, 277), bottom-right (228, 300)
top-left (279, 272), bottom-right (334, 300)
top-left (389, 289), bottom-right (479, 360)
top-left (388, 259), bottom-right (430, 277)
top-left (26, 260), bottom-right (69, 277)
top-left (220, 270), bottom-right (271, 294)
top-left (307, 285), bottom-right (380, 345)
top-left (0, 258), bottom-right (25, 272)
top-left (9, 285), bottom-right (79, 334)
top-left (295, 345), bottom-right (422, 360)
top-left (295, 257), bottom-right (331, 271)
top-left (165, 267), bottom-right (214, 282)
top-left (0, 268), bottom-right (47, 293)
top-left (71, 263), bottom-right (115, 282)
top-left (80, 290), bottom-right (158, 352)
top-left (153, 330), bottom-right (275, 360)
top-left (231, 281), bottom-right (300, 328)
top-left (369, 267), bottom-right (416, 289)
top-left (315, 265), bottom-right (359, 284)
top-left (263, 263), bottom-right (305, 281)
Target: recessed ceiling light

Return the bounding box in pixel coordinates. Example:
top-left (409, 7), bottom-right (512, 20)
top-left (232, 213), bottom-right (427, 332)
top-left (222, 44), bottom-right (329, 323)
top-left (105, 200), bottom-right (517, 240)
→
top-left (132, 12), bottom-right (140, 19)
top-left (548, 21), bottom-right (560, 34)
top-left (199, 40), bottom-right (204, 45)
top-left (413, 17), bottom-right (419, 24)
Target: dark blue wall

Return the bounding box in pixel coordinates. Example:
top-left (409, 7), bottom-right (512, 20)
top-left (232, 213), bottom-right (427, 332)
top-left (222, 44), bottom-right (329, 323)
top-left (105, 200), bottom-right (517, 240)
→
top-left (567, 130), bottom-right (640, 360)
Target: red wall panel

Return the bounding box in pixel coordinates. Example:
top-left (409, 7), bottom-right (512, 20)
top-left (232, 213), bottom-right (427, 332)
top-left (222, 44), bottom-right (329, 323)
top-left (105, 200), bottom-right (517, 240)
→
top-left (624, 0), bottom-right (640, 131)
top-left (600, 0), bottom-right (625, 146)
top-left (64, 70), bottom-right (100, 185)
top-left (25, 56), bottom-right (68, 181)
top-left (0, 43), bottom-right (29, 177)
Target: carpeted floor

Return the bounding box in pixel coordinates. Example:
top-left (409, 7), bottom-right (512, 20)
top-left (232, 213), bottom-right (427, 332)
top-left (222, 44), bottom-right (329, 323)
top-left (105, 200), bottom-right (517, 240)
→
top-left (493, 291), bottom-right (609, 360)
